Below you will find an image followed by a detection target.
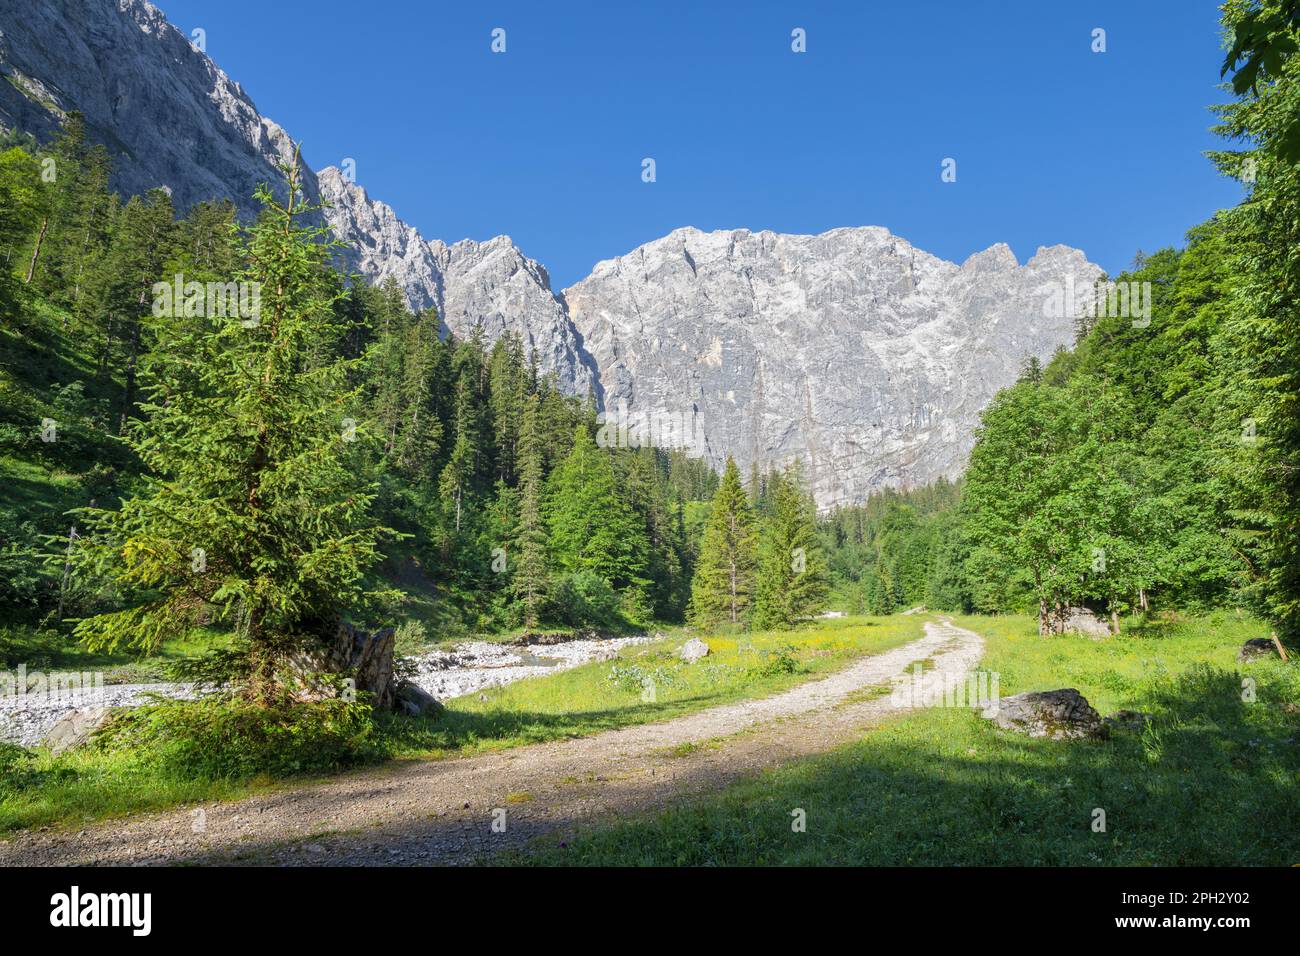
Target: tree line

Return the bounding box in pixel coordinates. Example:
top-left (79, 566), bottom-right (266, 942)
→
top-left (819, 3), bottom-right (1300, 645)
top-left (0, 125), bottom-right (829, 699)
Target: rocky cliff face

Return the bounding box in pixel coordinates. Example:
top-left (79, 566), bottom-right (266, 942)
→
top-left (1, 0), bottom-right (1102, 507)
top-left (0, 0), bottom-right (308, 214)
top-left (0, 0), bottom-right (593, 391)
top-left (565, 227), bottom-right (1100, 508)
top-left (317, 168), bottom-right (595, 394)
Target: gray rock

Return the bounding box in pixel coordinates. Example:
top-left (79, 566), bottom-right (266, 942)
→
top-left (395, 681), bottom-right (444, 718)
top-left (288, 622), bottom-right (397, 711)
top-left (317, 169), bottom-right (596, 395)
top-left (567, 228), bottom-right (1101, 510)
top-left (982, 689), bottom-right (1107, 740)
top-left (43, 707), bottom-right (115, 755)
top-left (679, 638), bottom-right (710, 663)
top-left (1061, 607), bottom-right (1112, 637)
top-left (1238, 638), bottom-right (1278, 663)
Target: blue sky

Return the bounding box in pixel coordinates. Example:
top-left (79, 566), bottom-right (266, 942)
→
top-left (158, 0), bottom-right (1242, 290)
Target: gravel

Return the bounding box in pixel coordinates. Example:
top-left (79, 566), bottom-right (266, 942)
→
top-left (0, 683), bottom-right (196, 749)
top-left (0, 619), bottom-right (984, 866)
top-left (408, 636), bottom-right (650, 700)
top-left (0, 635), bottom-right (651, 750)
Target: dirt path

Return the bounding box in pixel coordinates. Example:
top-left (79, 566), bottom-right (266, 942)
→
top-left (1, 618), bottom-right (983, 866)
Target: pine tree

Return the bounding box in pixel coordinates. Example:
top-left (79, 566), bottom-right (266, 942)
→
top-left (752, 463), bottom-right (828, 628)
top-left (690, 457), bottom-right (757, 626)
top-left (100, 188), bottom-right (177, 432)
top-left (73, 155), bottom-right (390, 699)
top-left (438, 336), bottom-right (487, 534)
top-left (512, 393), bottom-right (549, 626)
top-left (546, 424), bottom-right (648, 594)
top-left (393, 306), bottom-right (443, 480)
top-left (488, 332), bottom-right (528, 485)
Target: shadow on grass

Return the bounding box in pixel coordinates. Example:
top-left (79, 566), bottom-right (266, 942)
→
top-left (376, 693), bottom-right (732, 754)
top-left (506, 660), bottom-right (1300, 867)
top-left (107, 659), bottom-right (1297, 867)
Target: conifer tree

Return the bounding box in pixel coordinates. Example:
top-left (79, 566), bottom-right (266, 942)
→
top-left (753, 464), bottom-right (828, 628)
top-left (439, 339), bottom-right (485, 533)
top-left (690, 457), bottom-right (757, 626)
top-left (546, 424), bottom-right (648, 595)
top-left (74, 155), bottom-right (389, 699)
top-left (513, 393), bottom-right (549, 626)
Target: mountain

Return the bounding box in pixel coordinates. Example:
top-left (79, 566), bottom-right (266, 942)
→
top-left (0, 0), bottom-right (593, 392)
top-left (0, 0), bottom-right (1102, 507)
top-left (566, 227), bottom-right (1099, 508)
top-left (315, 167), bottom-right (595, 394)
top-left (0, 0), bottom-right (307, 215)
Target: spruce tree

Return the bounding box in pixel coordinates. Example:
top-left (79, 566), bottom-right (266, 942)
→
top-left (753, 463), bottom-right (828, 628)
top-left (546, 424), bottom-right (648, 595)
top-left (690, 457), bottom-right (757, 626)
top-left (512, 393), bottom-right (549, 626)
top-left (74, 155), bottom-right (389, 699)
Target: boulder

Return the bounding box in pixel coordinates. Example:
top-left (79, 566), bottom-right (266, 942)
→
top-left (1060, 607), bottom-right (1111, 637)
top-left (1238, 638), bottom-right (1278, 663)
top-left (395, 681), bottom-right (444, 718)
top-left (982, 689), bottom-right (1107, 740)
top-left (43, 706), bottom-right (115, 755)
top-left (679, 638), bottom-right (710, 663)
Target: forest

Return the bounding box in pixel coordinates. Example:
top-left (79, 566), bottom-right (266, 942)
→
top-left (0, 125), bottom-right (832, 701)
top-left (0, 0), bottom-right (1297, 714)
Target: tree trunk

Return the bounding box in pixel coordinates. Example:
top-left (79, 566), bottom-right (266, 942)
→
top-left (729, 556), bottom-right (738, 623)
top-left (25, 216), bottom-right (48, 284)
top-left (1111, 608), bottom-right (1121, 635)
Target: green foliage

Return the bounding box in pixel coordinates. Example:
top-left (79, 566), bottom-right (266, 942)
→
top-left (821, 479), bottom-right (965, 615)
top-left (546, 426), bottom-right (651, 621)
top-left (690, 457), bottom-right (757, 626)
top-left (70, 156), bottom-right (393, 698)
top-left (752, 463), bottom-right (828, 628)
top-left (93, 696), bottom-right (382, 778)
top-left (1212, 0), bottom-right (1300, 643)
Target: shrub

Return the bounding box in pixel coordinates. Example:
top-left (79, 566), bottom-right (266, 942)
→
top-left (94, 697), bottom-right (384, 779)
top-left (550, 572), bottom-right (624, 629)
top-left (753, 644), bottom-right (801, 678)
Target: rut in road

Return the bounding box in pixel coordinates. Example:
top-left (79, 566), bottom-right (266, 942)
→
top-left (1, 617), bottom-right (984, 866)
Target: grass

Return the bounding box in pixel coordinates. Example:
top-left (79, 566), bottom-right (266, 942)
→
top-left (510, 610), bottom-right (1300, 866)
top-left (0, 622), bottom-right (231, 684)
top-left (0, 614), bottom-right (923, 833)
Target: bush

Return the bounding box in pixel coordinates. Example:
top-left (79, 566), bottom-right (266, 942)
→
top-left (607, 662), bottom-right (679, 696)
top-left (94, 697), bottom-right (384, 780)
top-left (753, 644), bottom-right (801, 678)
top-left (549, 572), bottom-right (624, 629)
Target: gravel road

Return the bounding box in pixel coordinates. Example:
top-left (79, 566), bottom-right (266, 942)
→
top-left (0, 618), bottom-right (983, 866)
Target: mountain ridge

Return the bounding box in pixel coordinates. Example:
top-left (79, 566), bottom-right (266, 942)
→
top-left (0, 0), bottom-right (1103, 507)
